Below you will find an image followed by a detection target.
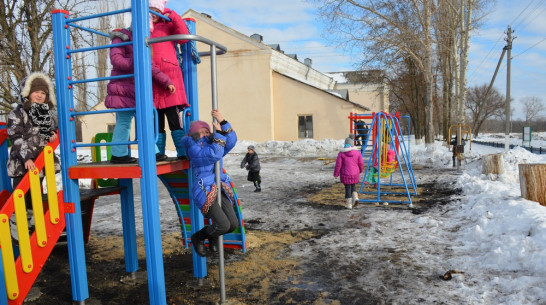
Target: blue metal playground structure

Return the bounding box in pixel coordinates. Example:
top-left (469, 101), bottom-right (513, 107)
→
top-left (351, 112), bottom-right (418, 207)
top-left (0, 1), bottom-right (245, 305)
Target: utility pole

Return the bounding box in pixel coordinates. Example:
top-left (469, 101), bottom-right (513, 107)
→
top-left (504, 25), bottom-right (515, 151)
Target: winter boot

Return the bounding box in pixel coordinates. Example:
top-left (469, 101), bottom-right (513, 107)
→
top-left (208, 236), bottom-right (219, 253)
top-left (171, 129), bottom-right (186, 159)
top-left (157, 132), bottom-right (166, 155)
top-left (191, 229), bottom-right (208, 257)
top-left (345, 198), bottom-right (353, 209)
top-left (352, 191), bottom-right (359, 205)
top-left (156, 132), bottom-right (167, 161)
top-left (452, 156), bottom-right (456, 168)
top-left (253, 181), bottom-right (261, 192)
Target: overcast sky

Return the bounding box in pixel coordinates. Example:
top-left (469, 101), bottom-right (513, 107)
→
top-left (168, 0), bottom-right (546, 120)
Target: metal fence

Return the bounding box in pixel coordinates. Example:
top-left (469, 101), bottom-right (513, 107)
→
top-left (473, 140), bottom-right (546, 155)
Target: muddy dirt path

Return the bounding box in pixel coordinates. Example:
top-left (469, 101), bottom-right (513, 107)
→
top-left (26, 158), bottom-right (462, 305)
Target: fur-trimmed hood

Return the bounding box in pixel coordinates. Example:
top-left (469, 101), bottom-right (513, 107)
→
top-left (19, 72), bottom-right (56, 107)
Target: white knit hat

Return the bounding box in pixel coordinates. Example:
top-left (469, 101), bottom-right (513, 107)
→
top-left (149, 0), bottom-right (168, 12)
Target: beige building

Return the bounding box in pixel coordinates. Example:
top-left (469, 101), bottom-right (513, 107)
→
top-left (80, 9), bottom-right (389, 151)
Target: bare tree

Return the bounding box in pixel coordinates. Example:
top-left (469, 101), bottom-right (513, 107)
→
top-left (521, 96), bottom-right (545, 124)
top-left (466, 84), bottom-right (505, 136)
top-left (388, 58), bottom-right (427, 141)
top-left (0, 0), bottom-right (98, 114)
top-left (312, 0), bottom-right (437, 144)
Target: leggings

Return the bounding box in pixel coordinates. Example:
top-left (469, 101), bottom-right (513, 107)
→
top-left (344, 183), bottom-right (356, 199)
top-left (203, 193), bottom-right (239, 238)
top-left (157, 106), bottom-right (182, 134)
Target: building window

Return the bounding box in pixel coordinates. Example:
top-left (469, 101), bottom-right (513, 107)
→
top-left (298, 115), bottom-right (313, 138)
top-left (106, 124), bottom-right (116, 133)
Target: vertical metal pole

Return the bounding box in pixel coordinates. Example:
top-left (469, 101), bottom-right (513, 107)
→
top-left (119, 178), bottom-right (138, 273)
top-left (210, 44), bottom-right (227, 303)
top-left (0, 124), bottom-right (12, 192)
top-left (131, 0), bottom-right (167, 304)
top-left (504, 26), bottom-right (513, 152)
top-left (0, 124), bottom-right (7, 305)
top-left (51, 10), bottom-right (89, 303)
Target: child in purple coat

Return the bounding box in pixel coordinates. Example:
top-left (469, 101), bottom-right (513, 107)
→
top-left (334, 135), bottom-right (364, 209)
top-left (105, 28), bottom-right (175, 163)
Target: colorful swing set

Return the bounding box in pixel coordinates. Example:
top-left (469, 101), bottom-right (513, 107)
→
top-left (356, 112), bottom-right (417, 206)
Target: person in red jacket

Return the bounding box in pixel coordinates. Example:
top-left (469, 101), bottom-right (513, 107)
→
top-left (149, 0), bottom-right (190, 160)
top-left (334, 135), bottom-right (364, 209)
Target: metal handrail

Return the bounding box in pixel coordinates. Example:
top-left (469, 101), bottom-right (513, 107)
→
top-left (147, 34), bottom-right (227, 56)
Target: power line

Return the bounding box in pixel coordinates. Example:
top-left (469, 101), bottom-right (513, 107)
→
top-left (512, 0), bottom-right (546, 32)
top-left (512, 37), bottom-right (546, 58)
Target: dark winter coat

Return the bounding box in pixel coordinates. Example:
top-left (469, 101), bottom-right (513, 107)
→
top-left (333, 146), bottom-right (364, 184)
top-left (181, 122), bottom-right (237, 213)
top-left (356, 120), bottom-right (368, 135)
top-left (105, 28), bottom-right (173, 109)
top-left (150, 9), bottom-right (189, 110)
top-left (240, 152), bottom-right (260, 172)
top-left (7, 73), bottom-right (61, 178)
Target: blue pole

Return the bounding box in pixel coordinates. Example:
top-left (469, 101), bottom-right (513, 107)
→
top-left (119, 178), bottom-right (138, 273)
top-left (51, 9), bottom-right (89, 302)
top-left (182, 19), bottom-right (207, 279)
top-left (0, 124), bottom-right (11, 192)
top-left (130, 1), bottom-right (167, 304)
top-left (0, 125), bottom-right (9, 305)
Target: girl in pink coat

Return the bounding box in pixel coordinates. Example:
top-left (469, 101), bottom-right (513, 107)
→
top-left (334, 135), bottom-right (364, 209)
top-left (149, 0), bottom-right (190, 159)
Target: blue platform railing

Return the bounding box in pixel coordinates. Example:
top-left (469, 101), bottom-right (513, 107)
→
top-left (49, 3), bottom-right (229, 305)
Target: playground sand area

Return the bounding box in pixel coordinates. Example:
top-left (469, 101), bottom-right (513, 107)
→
top-left (26, 160), bottom-right (460, 305)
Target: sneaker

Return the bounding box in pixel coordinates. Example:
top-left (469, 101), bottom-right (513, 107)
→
top-left (156, 153), bottom-right (167, 162)
top-left (110, 155), bottom-right (137, 164)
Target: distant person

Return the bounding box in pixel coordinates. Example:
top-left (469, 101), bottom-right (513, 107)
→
top-left (240, 145), bottom-right (262, 192)
top-left (450, 135), bottom-right (465, 167)
top-left (105, 27), bottom-right (174, 163)
top-left (334, 135), bottom-right (364, 209)
top-left (181, 110), bottom-right (239, 257)
top-left (150, 0), bottom-right (190, 160)
top-left (355, 120), bottom-right (369, 146)
top-left (7, 72), bottom-right (61, 233)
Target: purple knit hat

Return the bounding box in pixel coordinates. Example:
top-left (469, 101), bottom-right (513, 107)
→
top-left (188, 120), bottom-right (211, 135)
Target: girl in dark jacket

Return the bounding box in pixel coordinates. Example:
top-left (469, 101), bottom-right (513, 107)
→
top-left (7, 72), bottom-right (61, 213)
top-left (240, 145), bottom-right (261, 192)
top-left (181, 110), bottom-right (238, 257)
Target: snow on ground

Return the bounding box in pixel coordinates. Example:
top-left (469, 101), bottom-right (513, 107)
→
top-left (86, 132), bottom-right (546, 304)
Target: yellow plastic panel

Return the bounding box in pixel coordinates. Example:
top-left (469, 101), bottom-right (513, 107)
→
top-left (13, 189), bottom-right (33, 273)
top-left (29, 170), bottom-right (47, 248)
top-left (44, 146), bottom-right (59, 224)
top-left (0, 214), bottom-right (19, 300)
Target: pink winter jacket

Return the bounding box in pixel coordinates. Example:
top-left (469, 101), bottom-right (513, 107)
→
top-left (334, 147), bottom-right (364, 184)
top-left (150, 9), bottom-right (190, 109)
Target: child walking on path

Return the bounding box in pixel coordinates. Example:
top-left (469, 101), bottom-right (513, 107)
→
top-left (334, 135), bottom-right (364, 209)
top-left (181, 110), bottom-right (239, 257)
top-left (105, 28), bottom-right (175, 163)
top-left (240, 145), bottom-right (262, 192)
top-left (149, 0), bottom-right (190, 159)
top-left (7, 72), bottom-right (61, 232)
